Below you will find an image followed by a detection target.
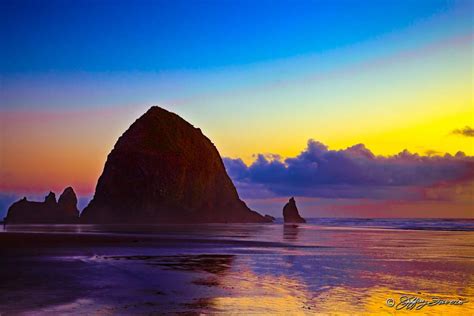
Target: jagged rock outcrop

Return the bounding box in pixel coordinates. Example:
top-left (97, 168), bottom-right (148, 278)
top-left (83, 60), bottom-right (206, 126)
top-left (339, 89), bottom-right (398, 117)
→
top-left (81, 106), bottom-right (270, 223)
top-left (58, 187), bottom-right (79, 216)
top-left (5, 187), bottom-right (79, 224)
top-left (264, 214), bottom-right (276, 222)
top-left (283, 197), bottom-right (306, 223)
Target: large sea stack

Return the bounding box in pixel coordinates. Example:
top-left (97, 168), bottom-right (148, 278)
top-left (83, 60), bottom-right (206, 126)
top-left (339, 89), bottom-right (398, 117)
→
top-left (283, 197), bottom-right (306, 223)
top-left (5, 187), bottom-right (79, 224)
top-left (81, 106), bottom-right (269, 223)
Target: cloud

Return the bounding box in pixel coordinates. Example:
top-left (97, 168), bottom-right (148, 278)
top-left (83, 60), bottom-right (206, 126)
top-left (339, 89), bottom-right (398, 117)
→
top-left (452, 126), bottom-right (474, 137)
top-left (424, 149), bottom-right (442, 156)
top-left (224, 139), bottom-right (474, 201)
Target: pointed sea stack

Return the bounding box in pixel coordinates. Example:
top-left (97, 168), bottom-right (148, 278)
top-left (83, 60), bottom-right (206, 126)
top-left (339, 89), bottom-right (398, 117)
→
top-left (283, 197), bottom-right (306, 223)
top-left (81, 106), bottom-right (269, 223)
top-left (58, 187), bottom-right (80, 218)
top-left (5, 187), bottom-right (80, 224)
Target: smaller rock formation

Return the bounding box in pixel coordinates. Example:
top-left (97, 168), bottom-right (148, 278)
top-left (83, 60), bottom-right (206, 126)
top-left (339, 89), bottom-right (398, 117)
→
top-left (5, 187), bottom-right (80, 224)
top-left (58, 187), bottom-right (79, 217)
top-left (283, 197), bottom-right (306, 223)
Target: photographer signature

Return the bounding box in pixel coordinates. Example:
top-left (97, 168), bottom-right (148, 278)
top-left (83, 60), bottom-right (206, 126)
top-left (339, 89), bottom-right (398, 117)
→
top-left (386, 295), bottom-right (468, 310)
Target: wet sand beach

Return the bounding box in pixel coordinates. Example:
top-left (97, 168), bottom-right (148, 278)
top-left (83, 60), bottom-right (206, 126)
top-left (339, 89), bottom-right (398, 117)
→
top-left (1, 220), bottom-right (473, 315)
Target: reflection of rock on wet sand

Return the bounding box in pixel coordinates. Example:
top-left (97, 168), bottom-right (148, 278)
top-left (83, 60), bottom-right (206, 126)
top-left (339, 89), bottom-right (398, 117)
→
top-left (3, 223), bottom-right (472, 314)
top-left (105, 254), bottom-right (236, 312)
top-left (196, 270), bottom-right (316, 313)
top-left (103, 253), bottom-right (317, 313)
top-left (105, 254), bottom-right (234, 275)
top-left (283, 224), bottom-right (300, 241)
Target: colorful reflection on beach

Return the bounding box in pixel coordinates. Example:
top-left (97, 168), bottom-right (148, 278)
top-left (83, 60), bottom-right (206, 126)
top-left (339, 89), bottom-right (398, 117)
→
top-left (0, 219), bottom-right (473, 314)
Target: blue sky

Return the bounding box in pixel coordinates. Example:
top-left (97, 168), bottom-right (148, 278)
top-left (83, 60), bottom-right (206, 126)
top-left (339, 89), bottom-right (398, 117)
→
top-left (1, 0), bottom-right (463, 73)
top-left (0, 0), bottom-right (473, 218)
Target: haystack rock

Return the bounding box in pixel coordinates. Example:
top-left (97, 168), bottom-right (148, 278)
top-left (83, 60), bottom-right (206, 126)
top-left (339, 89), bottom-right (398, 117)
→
top-left (81, 106), bottom-right (270, 223)
top-left (283, 197), bottom-right (306, 223)
top-left (5, 187), bottom-right (80, 224)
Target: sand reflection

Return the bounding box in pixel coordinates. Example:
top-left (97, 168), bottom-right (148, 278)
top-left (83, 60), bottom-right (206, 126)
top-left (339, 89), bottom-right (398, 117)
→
top-left (203, 270), bottom-right (315, 314)
top-left (198, 269), bottom-right (473, 314)
top-left (283, 224), bottom-right (300, 241)
top-left (312, 286), bottom-right (473, 315)
top-left (1, 223), bottom-right (473, 314)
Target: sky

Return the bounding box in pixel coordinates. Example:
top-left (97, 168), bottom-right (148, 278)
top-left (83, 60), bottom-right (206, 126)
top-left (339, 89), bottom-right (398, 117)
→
top-left (0, 0), bottom-right (473, 218)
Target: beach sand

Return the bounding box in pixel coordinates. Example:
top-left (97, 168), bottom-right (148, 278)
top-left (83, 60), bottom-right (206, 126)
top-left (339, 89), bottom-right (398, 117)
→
top-left (1, 221), bottom-right (473, 315)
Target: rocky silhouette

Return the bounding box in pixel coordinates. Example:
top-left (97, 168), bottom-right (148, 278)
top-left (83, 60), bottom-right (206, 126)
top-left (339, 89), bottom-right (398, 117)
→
top-left (81, 106), bottom-right (270, 223)
top-left (58, 187), bottom-right (79, 215)
top-left (264, 214), bottom-right (276, 222)
top-left (5, 187), bottom-right (79, 224)
top-left (283, 197), bottom-right (306, 223)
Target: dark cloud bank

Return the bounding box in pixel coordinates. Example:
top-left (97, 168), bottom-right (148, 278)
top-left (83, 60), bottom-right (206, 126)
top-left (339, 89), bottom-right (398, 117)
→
top-left (452, 126), bottom-right (474, 137)
top-left (224, 140), bottom-right (474, 201)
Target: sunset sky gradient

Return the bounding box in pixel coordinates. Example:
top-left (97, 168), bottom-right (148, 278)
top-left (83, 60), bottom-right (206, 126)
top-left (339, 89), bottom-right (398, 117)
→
top-left (0, 0), bottom-right (472, 218)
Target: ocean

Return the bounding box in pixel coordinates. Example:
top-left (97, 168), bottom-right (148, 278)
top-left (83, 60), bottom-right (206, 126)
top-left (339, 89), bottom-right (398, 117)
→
top-left (0, 218), bottom-right (473, 315)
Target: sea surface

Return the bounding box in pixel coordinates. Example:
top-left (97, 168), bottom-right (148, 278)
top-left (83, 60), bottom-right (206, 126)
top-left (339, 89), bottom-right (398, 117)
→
top-left (0, 218), bottom-right (473, 315)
